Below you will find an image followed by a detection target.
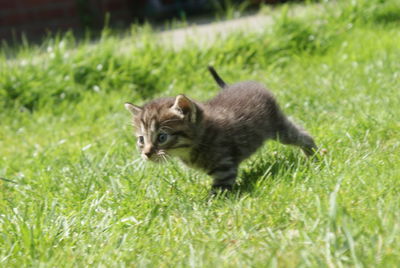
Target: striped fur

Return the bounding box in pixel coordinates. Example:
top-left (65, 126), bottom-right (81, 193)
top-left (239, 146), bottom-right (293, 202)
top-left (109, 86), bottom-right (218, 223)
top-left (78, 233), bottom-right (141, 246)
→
top-left (125, 67), bottom-right (317, 192)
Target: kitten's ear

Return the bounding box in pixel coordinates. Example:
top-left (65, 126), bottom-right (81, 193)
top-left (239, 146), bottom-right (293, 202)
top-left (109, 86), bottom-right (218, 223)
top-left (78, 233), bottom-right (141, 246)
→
top-left (171, 94), bottom-right (196, 122)
top-left (124, 102), bottom-right (142, 116)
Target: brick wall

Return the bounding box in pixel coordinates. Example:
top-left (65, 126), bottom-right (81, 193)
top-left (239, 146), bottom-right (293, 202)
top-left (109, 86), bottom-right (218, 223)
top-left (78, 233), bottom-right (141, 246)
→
top-left (0, 0), bottom-right (288, 42)
top-left (0, 0), bottom-right (132, 42)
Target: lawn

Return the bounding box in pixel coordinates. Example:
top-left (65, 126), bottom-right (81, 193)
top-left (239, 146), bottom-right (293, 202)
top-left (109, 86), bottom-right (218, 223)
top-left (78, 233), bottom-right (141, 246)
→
top-left (1, 0), bottom-right (400, 266)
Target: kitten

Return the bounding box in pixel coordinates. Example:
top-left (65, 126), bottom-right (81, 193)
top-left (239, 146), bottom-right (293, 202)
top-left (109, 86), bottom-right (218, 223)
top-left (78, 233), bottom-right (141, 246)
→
top-left (125, 66), bottom-right (317, 192)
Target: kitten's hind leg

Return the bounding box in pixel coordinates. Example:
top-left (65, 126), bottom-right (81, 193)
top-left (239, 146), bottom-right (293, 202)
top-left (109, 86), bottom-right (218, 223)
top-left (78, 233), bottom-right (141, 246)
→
top-left (208, 159), bottom-right (238, 193)
top-left (276, 118), bottom-right (317, 156)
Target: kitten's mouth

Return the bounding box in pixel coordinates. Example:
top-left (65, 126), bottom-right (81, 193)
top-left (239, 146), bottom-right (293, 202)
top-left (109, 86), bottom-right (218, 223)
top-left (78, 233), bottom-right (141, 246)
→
top-left (141, 152), bottom-right (169, 163)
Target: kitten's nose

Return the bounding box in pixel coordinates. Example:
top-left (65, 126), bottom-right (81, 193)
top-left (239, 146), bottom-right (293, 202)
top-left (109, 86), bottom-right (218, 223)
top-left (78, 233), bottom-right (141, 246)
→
top-left (143, 147), bottom-right (154, 158)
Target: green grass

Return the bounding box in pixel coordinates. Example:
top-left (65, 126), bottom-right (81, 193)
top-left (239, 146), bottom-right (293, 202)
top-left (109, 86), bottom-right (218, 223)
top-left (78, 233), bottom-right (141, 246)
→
top-left (1, 0), bottom-right (400, 266)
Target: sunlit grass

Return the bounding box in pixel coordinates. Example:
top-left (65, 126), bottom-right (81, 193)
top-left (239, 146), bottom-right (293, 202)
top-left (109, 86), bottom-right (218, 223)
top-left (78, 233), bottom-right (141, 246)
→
top-left (1, 0), bottom-right (400, 266)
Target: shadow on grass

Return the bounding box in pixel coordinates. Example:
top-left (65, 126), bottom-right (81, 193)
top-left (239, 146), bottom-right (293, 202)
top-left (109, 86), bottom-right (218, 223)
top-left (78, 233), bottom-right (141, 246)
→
top-left (234, 150), bottom-right (317, 195)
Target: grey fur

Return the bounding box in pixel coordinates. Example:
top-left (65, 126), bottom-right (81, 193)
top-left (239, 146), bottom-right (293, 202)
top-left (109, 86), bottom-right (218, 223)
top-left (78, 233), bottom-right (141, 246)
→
top-left (125, 68), bottom-right (317, 192)
top-left (208, 66), bottom-right (227, 89)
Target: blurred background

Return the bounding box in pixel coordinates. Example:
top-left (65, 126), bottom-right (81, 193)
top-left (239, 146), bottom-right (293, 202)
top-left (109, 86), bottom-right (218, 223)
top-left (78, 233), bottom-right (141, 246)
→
top-left (0, 0), bottom-right (291, 42)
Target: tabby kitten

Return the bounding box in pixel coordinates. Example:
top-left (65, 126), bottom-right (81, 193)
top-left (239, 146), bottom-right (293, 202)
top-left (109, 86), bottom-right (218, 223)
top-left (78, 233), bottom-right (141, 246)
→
top-left (125, 67), bottom-right (317, 192)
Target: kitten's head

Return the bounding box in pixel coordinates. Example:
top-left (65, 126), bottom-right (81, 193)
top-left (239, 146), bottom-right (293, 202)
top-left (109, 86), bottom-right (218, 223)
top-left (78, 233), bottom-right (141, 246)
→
top-left (125, 95), bottom-right (199, 163)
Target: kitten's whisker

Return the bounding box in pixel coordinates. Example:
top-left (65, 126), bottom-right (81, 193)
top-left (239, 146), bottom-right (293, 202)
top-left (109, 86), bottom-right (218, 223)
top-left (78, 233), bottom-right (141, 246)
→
top-left (157, 150), bottom-right (169, 163)
top-left (123, 158), bottom-right (141, 169)
top-left (161, 119), bottom-right (182, 124)
top-left (125, 121), bottom-right (136, 127)
top-left (159, 126), bottom-right (175, 132)
top-left (136, 158), bottom-right (147, 170)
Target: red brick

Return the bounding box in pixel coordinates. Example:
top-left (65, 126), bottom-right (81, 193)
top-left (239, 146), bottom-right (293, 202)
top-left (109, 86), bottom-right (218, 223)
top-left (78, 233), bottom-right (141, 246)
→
top-left (23, 0), bottom-right (53, 4)
top-left (105, 1), bottom-right (126, 11)
top-left (64, 4), bottom-right (78, 17)
top-left (34, 7), bottom-right (67, 20)
top-left (97, 0), bottom-right (127, 13)
top-left (0, 12), bottom-right (28, 26)
top-left (0, 1), bottom-right (20, 10)
top-left (22, 0), bottom-right (75, 9)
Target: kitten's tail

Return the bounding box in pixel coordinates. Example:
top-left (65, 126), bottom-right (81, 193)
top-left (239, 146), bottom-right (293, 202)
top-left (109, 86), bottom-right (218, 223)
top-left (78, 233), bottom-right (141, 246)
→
top-left (208, 66), bottom-right (227, 89)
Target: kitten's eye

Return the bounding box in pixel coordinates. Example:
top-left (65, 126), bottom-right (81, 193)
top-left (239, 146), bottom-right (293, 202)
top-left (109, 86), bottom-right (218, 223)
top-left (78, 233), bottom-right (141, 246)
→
top-left (157, 133), bottom-right (168, 144)
top-left (138, 136), bottom-right (144, 144)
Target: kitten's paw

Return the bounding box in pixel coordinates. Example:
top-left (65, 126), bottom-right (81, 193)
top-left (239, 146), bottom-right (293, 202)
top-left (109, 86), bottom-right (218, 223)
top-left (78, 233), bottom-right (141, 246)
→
top-left (308, 147), bottom-right (328, 162)
top-left (302, 145), bottom-right (319, 157)
top-left (319, 148), bottom-right (328, 156)
top-left (209, 185), bottom-right (233, 197)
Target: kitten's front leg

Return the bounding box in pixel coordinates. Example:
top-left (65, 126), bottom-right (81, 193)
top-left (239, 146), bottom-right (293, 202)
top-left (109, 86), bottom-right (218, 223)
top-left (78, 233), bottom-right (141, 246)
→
top-left (208, 159), bottom-right (238, 193)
